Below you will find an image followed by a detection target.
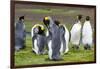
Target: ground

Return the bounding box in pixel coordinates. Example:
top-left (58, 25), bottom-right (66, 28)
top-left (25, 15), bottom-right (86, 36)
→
top-left (14, 4), bottom-right (95, 66)
top-left (15, 35), bottom-right (94, 66)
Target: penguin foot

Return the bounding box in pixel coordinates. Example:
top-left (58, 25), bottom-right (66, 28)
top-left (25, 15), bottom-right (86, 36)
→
top-left (64, 52), bottom-right (69, 55)
top-left (15, 46), bottom-right (21, 52)
top-left (52, 58), bottom-right (63, 61)
top-left (45, 58), bottom-right (63, 61)
top-left (45, 58), bottom-right (51, 61)
top-left (72, 46), bottom-right (75, 49)
top-left (15, 48), bottom-right (20, 52)
top-left (84, 45), bottom-right (91, 50)
top-left (32, 50), bottom-right (36, 54)
top-left (20, 45), bottom-right (26, 49)
top-left (32, 49), bottom-right (39, 55)
top-left (76, 46), bottom-right (79, 50)
top-left (84, 46), bottom-right (91, 50)
top-left (72, 45), bottom-right (79, 50)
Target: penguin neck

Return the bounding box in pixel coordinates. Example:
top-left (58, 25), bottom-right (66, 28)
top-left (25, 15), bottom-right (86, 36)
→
top-left (84, 20), bottom-right (90, 25)
top-left (49, 17), bottom-right (54, 24)
top-left (18, 20), bottom-right (24, 24)
top-left (85, 20), bottom-right (90, 23)
top-left (76, 20), bottom-right (81, 24)
top-left (38, 30), bottom-right (45, 35)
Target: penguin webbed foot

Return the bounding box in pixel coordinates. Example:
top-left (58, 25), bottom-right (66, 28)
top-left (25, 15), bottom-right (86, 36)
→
top-left (20, 45), bottom-right (26, 49)
top-left (64, 52), bottom-right (69, 55)
top-left (15, 45), bottom-right (23, 52)
top-left (51, 58), bottom-right (63, 61)
top-left (84, 45), bottom-right (91, 50)
top-left (50, 57), bottom-right (63, 61)
top-left (45, 58), bottom-right (63, 61)
top-left (72, 45), bottom-right (79, 50)
top-left (76, 46), bottom-right (79, 49)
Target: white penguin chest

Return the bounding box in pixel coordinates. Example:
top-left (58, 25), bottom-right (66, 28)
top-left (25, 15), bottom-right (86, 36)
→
top-left (71, 23), bottom-right (81, 37)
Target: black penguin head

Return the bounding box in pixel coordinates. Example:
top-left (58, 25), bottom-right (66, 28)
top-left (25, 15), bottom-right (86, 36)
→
top-left (86, 16), bottom-right (90, 21)
top-left (37, 26), bottom-right (45, 35)
top-left (43, 16), bottom-right (50, 27)
top-left (54, 20), bottom-right (60, 26)
top-left (59, 24), bottom-right (65, 31)
top-left (19, 16), bottom-right (24, 20)
top-left (19, 16), bottom-right (24, 22)
top-left (77, 15), bottom-right (82, 20)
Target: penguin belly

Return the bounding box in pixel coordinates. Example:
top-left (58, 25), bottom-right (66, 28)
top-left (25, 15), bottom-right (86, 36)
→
top-left (31, 27), bottom-right (39, 54)
top-left (64, 27), bottom-right (69, 53)
top-left (71, 23), bottom-right (81, 45)
top-left (46, 30), bottom-right (53, 59)
top-left (37, 35), bottom-right (46, 54)
top-left (32, 35), bottom-right (46, 55)
top-left (82, 21), bottom-right (92, 46)
top-left (48, 40), bottom-right (52, 59)
top-left (60, 36), bottom-right (66, 55)
top-left (60, 25), bottom-right (69, 55)
top-left (32, 39), bottom-right (39, 54)
top-left (59, 27), bottom-right (66, 55)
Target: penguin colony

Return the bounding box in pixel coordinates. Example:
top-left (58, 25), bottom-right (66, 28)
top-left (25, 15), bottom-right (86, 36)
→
top-left (15, 15), bottom-right (93, 61)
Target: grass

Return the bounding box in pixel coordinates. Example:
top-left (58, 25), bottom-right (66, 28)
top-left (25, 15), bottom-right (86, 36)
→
top-left (15, 35), bottom-right (95, 66)
top-left (18, 8), bottom-right (79, 16)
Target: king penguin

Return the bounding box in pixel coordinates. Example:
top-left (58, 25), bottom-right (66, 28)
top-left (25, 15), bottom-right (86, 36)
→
top-left (70, 15), bottom-right (82, 49)
top-left (31, 24), bottom-right (47, 55)
top-left (82, 16), bottom-right (93, 50)
top-left (54, 20), bottom-right (69, 55)
top-left (43, 16), bottom-right (61, 61)
top-left (15, 16), bottom-right (26, 51)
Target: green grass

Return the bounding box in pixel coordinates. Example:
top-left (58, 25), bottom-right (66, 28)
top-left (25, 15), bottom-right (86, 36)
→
top-left (15, 35), bottom-right (95, 66)
top-left (24, 21), bottom-right (33, 32)
top-left (18, 8), bottom-right (79, 16)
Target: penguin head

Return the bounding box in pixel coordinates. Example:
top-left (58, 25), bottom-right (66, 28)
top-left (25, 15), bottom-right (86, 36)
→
top-left (43, 16), bottom-right (50, 27)
top-left (86, 16), bottom-right (90, 21)
top-left (59, 24), bottom-right (65, 31)
top-left (33, 24), bottom-right (45, 35)
top-left (77, 15), bottom-right (82, 21)
top-left (54, 20), bottom-right (60, 26)
top-left (19, 16), bottom-right (24, 22)
top-left (37, 26), bottom-right (45, 35)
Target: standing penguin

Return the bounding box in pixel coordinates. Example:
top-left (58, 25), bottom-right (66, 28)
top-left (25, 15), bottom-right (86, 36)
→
top-left (43, 16), bottom-right (61, 61)
top-left (31, 24), bottom-right (47, 55)
top-left (15, 16), bottom-right (26, 51)
top-left (54, 20), bottom-right (69, 55)
top-left (82, 16), bottom-right (93, 50)
top-left (70, 15), bottom-right (82, 49)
